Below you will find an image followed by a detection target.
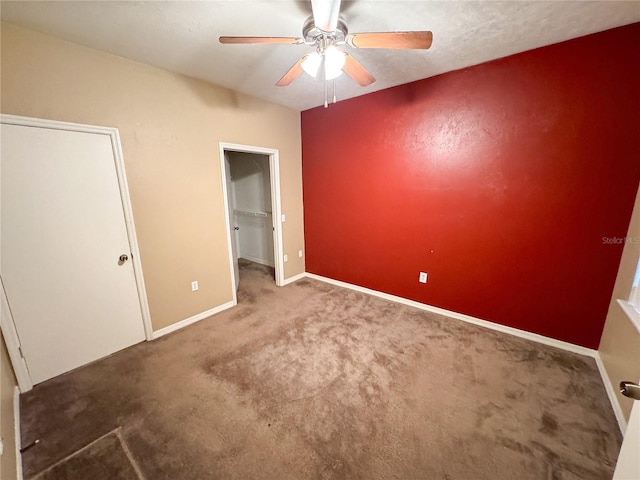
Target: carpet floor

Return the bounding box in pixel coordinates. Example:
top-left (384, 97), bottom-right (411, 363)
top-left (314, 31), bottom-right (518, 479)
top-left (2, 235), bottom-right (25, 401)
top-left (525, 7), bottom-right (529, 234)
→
top-left (21, 260), bottom-right (621, 479)
top-left (31, 429), bottom-right (143, 480)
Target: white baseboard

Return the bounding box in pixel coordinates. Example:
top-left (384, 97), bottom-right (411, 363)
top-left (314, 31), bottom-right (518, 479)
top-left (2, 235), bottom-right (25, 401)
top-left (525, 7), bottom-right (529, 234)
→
top-left (14, 386), bottom-right (23, 480)
top-left (281, 272), bottom-right (306, 286)
top-left (239, 255), bottom-right (274, 268)
top-left (305, 273), bottom-right (597, 358)
top-left (595, 353), bottom-right (627, 433)
top-left (152, 301), bottom-right (235, 339)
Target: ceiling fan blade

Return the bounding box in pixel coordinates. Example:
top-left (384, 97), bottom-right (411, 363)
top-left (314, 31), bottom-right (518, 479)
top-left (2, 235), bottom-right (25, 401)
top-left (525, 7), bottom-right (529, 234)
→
top-left (219, 36), bottom-right (302, 45)
top-left (342, 54), bottom-right (375, 87)
top-left (311, 0), bottom-right (342, 32)
top-left (276, 56), bottom-right (306, 87)
top-left (347, 31), bottom-right (433, 50)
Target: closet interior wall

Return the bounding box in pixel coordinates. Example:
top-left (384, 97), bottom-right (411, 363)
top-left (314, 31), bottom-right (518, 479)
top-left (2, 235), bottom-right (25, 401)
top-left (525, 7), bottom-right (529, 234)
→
top-left (227, 152), bottom-right (274, 268)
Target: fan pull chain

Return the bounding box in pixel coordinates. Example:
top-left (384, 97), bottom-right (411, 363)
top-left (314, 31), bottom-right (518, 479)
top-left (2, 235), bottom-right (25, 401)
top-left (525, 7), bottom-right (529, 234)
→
top-left (324, 77), bottom-right (328, 108)
top-left (333, 79), bottom-right (337, 104)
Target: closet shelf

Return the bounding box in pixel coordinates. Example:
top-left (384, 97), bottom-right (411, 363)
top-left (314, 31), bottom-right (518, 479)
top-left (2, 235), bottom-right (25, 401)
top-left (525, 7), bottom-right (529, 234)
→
top-left (234, 209), bottom-right (271, 218)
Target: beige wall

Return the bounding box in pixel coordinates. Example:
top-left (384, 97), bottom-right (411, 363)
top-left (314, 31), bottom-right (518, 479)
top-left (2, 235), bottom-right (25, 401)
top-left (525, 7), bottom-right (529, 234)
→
top-left (1, 334), bottom-right (18, 480)
top-left (599, 184), bottom-right (640, 422)
top-left (1, 22), bottom-right (304, 331)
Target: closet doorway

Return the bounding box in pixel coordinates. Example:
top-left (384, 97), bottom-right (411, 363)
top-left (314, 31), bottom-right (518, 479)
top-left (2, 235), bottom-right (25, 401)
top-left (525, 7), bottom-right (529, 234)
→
top-left (219, 143), bottom-right (284, 304)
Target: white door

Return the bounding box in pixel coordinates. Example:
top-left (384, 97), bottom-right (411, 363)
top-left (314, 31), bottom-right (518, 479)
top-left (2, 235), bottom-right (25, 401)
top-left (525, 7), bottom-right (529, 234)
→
top-left (614, 393), bottom-right (640, 479)
top-left (1, 123), bottom-right (146, 385)
top-left (224, 153), bottom-right (240, 291)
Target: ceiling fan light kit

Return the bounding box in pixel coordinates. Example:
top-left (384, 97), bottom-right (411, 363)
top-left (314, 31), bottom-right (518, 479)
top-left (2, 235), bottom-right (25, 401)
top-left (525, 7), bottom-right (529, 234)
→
top-left (301, 53), bottom-right (321, 78)
top-left (219, 0), bottom-right (433, 108)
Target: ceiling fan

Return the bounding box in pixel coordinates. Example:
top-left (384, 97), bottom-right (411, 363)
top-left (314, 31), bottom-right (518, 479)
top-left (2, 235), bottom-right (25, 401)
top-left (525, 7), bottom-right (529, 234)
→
top-left (219, 0), bottom-right (433, 106)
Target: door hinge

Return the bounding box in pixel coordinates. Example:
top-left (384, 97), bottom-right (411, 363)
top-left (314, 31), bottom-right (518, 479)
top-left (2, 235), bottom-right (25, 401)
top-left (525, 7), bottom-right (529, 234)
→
top-left (18, 346), bottom-right (25, 358)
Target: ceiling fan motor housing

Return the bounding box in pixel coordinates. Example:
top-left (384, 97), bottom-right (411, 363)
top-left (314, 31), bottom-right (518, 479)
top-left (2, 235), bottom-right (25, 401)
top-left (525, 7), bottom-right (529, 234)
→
top-left (303, 15), bottom-right (348, 46)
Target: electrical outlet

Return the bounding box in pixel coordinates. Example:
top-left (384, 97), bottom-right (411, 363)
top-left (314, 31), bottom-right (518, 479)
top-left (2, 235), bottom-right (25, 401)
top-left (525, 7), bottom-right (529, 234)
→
top-left (419, 272), bottom-right (428, 284)
top-left (284, 254), bottom-right (288, 262)
top-left (191, 281), bottom-right (199, 291)
top-left (298, 250), bottom-right (303, 258)
top-left (281, 214), bottom-right (286, 222)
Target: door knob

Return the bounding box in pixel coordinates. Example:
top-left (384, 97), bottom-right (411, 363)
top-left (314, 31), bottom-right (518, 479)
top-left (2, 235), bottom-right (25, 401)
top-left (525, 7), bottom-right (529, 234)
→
top-left (620, 381), bottom-right (640, 400)
top-left (119, 254), bottom-right (129, 263)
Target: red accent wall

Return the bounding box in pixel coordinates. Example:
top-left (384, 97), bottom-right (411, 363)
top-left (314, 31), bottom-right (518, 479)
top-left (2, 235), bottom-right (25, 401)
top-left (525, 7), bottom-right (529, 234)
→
top-left (301, 23), bottom-right (640, 349)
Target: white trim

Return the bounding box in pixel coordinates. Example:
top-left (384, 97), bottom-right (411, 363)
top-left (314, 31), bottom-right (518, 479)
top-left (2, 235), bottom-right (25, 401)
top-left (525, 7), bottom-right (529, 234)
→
top-left (595, 353), bottom-right (627, 433)
top-left (108, 129), bottom-right (154, 341)
top-left (14, 386), bottom-right (23, 480)
top-left (1, 114), bottom-right (119, 136)
top-left (0, 114), bottom-right (154, 345)
top-left (0, 279), bottom-right (32, 392)
top-left (219, 149), bottom-right (239, 306)
top-left (219, 142), bottom-right (285, 296)
top-left (281, 272), bottom-right (307, 286)
top-left (617, 299), bottom-right (640, 335)
top-left (152, 301), bottom-right (234, 339)
top-left (268, 152), bottom-right (285, 287)
top-left (306, 273), bottom-right (597, 357)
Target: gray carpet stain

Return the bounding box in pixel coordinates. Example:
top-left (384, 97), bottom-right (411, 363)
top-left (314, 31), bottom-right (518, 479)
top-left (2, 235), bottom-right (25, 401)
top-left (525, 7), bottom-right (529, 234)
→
top-left (20, 259), bottom-right (621, 480)
top-left (541, 412), bottom-right (559, 435)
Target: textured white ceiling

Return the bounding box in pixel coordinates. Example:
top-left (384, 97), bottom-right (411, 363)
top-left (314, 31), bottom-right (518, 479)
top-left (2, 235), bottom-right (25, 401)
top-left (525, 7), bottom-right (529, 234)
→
top-left (2, 1), bottom-right (639, 112)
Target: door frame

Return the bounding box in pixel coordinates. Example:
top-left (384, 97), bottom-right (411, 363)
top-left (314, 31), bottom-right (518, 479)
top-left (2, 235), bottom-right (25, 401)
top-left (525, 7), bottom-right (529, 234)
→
top-left (0, 114), bottom-right (153, 392)
top-left (218, 142), bottom-right (284, 304)
top-left (614, 385), bottom-right (640, 478)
